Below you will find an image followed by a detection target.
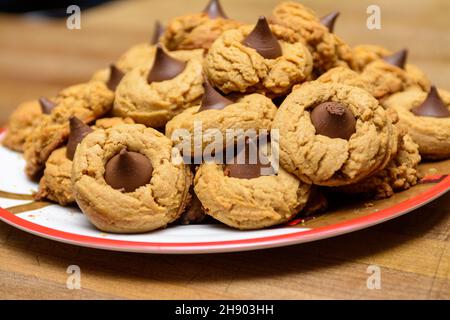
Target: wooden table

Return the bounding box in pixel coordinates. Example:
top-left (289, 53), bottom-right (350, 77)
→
top-left (0, 0), bottom-right (449, 299)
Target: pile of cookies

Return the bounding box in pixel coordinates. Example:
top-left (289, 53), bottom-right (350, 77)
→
top-left (3, 1), bottom-right (449, 232)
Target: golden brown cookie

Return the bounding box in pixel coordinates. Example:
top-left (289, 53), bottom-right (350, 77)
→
top-left (362, 59), bottom-right (430, 101)
top-left (160, 0), bottom-right (241, 51)
top-left (90, 44), bottom-right (157, 83)
top-left (351, 45), bottom-right (430, 89)
top-left (270, 1), bottom-right (352, 74)
top-left (272, 82), bottom-right (396, 186)
top-left (113, 47), bottom-right (204, 127)
top-left (316, 66), bottom-right (373, 93)
top-left (35, 147), bottom-right (74, 205)
top-left (350, 44), bottom-right (391, 72)
top-left (166, 88), bottom-right (277, 157)
top-left (72, 124), bottom-right (192, 233)
top-left (2, 100), bottom-right (42, 152)
top-left (383, 86), bottom-right (450, 159)
top-left (194, 162), bottom-right (311, 230)
top-left (23, 81), bottom-right (114, 179)
top-left (337, 133), bottom-right (421, 199)
top-left (204, 17), bottom-right (313, 97)
top-left (35, 117), bottom-right (135, 205)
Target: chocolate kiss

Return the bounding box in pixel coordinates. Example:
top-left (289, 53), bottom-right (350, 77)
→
top-left (39, 97), bottom-right (56, 115)
top-left (66, 117), bottom-right (93, 160)
top-left (310, 102), bottom-right (356, 140)
top-left (242, 16), bottom-right (282, 60)
top-left (411, 86), bottom-right (450, 118)
top-left (224, 138), bottom-right (271, 179)
top-left (104, 148), bottom-right (153, 193)
top-left (150, 20), bottom-right (165, 45)
top-left (383, 49), bottom-right (408, 69)
top-left (147, 44), bottom-right (186, 83)
top-left (106, 65), bottom-right (124, 91)
top-left (203, 0), bottom-right (228, 19)
top-left (320, 11), bottom-right (340, 33)
top-left (197, 79), bottom-right (233, 112)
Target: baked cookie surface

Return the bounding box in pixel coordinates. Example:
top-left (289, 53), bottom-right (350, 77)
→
top-left (35, 147), bottom-right (74, 205)
top-left (113, 47), bottom-right (204, 127)
top-left (23, 81), bottom-right (114, 179)
top-left (35, 117), bottom-right (135, 206)
top-left (337, 133), bottom-right (421, 199)
top-left (166, 91), bottom-right (277, 156)
top-left (72, 124), bottom-right (192, 233)
top-left (383, 87), bottom-right (450, 159)
top-left (2, 100), bottom-right (42, 152)
top-left (270, 1), bottom-right (351, 73)
top-left (161, 13), bottom-right (241, 51)
top-left (362, 59), bottom-right (430, 101)
top-left (273, 82), bottom-right (396, 186)
top-left (204, 17), bottom-right (313, 97)
top-left (194, 163), bottom-right (311, 230)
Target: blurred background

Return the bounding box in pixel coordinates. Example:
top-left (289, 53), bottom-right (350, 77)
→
top-left (0, 0), bottom-right (449, 124)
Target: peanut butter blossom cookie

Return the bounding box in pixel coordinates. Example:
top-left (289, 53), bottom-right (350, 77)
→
top-left (194, 138), bottom-right (311, 230)
top-left (204, 16), bottom-right (313, 97)
top-left (35, 117), bottom-right (134, 205)
top-left (72, 124), bottom-right (192, 233)
top-left (383, 86), bottom-right (450, 159)
top-left (360, 49), bottom-right (430, 100)
top-left (273, 82), bottom-right (396, 186)
top-left (160, 0), bottom-right (241, 51)
top-left (2, 98), bottom-right (55, 152)
top-left (270, 2), bottom-right (352, 74)
top-left (337, 133), bottom-right (421, 199)
top-left (351, 45), bottom-right (431, 88)
top-left (23, 81), bottom-right (114, 179)
top-left (316, 66), bottom-right (373, 94)
top-left (166, 80), bottom-right (278, 156)
top-left (113, 44), bottom-right (204, 127)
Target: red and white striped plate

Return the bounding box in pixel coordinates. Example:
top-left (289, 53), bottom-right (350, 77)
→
top-left (0, 130), bottom-right (449, 254)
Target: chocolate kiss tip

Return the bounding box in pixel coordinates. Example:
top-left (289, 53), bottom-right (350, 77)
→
top-left (224, 137), bottom-right (271, 179)
top-left (104, 148), bottom-right (153, 193)
top-left (383, 49), bottom-right (408, 69)
top-left (39, 97), bottom-right (56, 115)
top-left (147, 44), bottom-right (186, 83)
top-left (242, 16), bottom-right (282, 60)
top-left (106, 64), bottom-right (124, 91)
top-left (310, 102), bottom-right (356, 140)
top-left (320, 11), bottom-right (340, 33)
top-left (66, 117), bottom-right (93, 160)
top-left (150, 20), bottom-right (165, 45)
top-left (203, 0), bottom-right (228, 19)
top-left (411, 86), bottom-right (450, 118)
top-left (198, 79), bottom-right (233, 112)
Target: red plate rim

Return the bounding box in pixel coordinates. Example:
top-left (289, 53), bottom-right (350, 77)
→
top-left (0, 128), bottom-right (449, 253)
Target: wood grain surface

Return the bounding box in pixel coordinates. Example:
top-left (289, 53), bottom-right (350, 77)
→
top-left (0, 0), bottom-right (449, 299)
